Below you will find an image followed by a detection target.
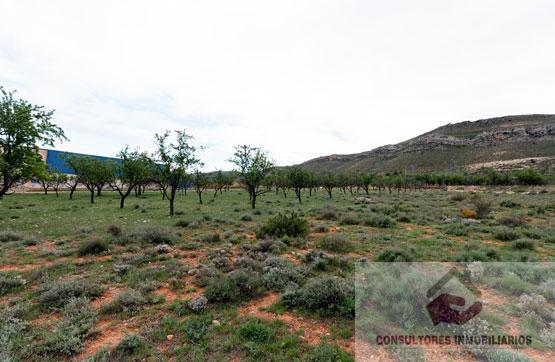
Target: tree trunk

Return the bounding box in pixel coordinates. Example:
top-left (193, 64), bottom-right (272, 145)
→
top-left (327, 189), bottom-right (332, 199)
top-left (90, 190), bottom-right (95, 203)
top-left (169, 186), bottom-right (177, 216)
top-left (198, 191), bottom-right (203, 204)
top-left (295, 189), bottom-right (302, 204)
top-left (251, 193), bottom-right (256, 209)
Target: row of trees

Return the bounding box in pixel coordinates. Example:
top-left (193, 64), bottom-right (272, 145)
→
top-left (0, 86), bottom-right (551, 216)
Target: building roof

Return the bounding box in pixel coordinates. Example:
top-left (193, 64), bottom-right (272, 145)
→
top-left (44, 149), bottom-right (121, 174)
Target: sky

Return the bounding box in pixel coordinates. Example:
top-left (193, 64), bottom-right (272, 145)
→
top-left (1, 0), bottom-right (554, 170)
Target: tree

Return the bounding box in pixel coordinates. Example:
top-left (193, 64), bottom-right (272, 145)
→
top-left (288, 166), bottom-right (309, 204)
top-left (321, 172), bottom-right (336, 199)
top-left (0, 87), bottom-right (66, 199)
top-left (35, 165), bottom-right (53, 195)
top-left (192, 169), bottom-right (209, 204)
top-left (211, 170), bottom-right (227, 198)
top-left (109, 147), bottom-right (150, 208)
top-left (228, 145), bottom-right (274, 209)
top-left (50, 171), bottom-right (68, 197)
top-left (66, 155), bottom-right (115, 203)
top-left (152, 130), bottom-right (202, 216)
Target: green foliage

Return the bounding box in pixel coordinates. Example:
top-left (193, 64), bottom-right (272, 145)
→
top-left (0, 86), bottom-right (66, 198)
top-left (306, 343), bottom-right (354, 362)
top-left (376, 249), bottom-right (413, 262)
top-left (102, 289), bottom-right (147, 314)
top-left (493, 227), bottom-right (520, 241)
top-left (129, 226), bottom-right (175, 245)
top-left (512, 239), bottom-right (536, 250)
top-left (470, 195), bottom-right (493, 219)
top-left (39, 279), bottom-right (104, 309)
top-left (204, 270), bottom-right (263, 304)
top-left (282, 276), bottom-right (355, 318)
top-left (318, 234), bottom-right (354, 253)
top-left (183, 315), bottom-right (211, 343)
top-left (239, 319), bottom-right (274, 342)
top-left (40, 297), bottom-right (96, 356)
top-left (78, 238), bottom-right (109, 256)
top-left (229, 145), bottom-right (274, 208)
top-left (363, 214), bottom-right (396, 228)
top-left (0, 272), bottom-right (26, 296)
top-left (257, 212), bottom-right (309, 238)
top-left (0, 231), bottom-right (23, 242)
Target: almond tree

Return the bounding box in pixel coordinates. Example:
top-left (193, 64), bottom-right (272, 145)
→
top-left (0, 86), bottom-right (66, 199)
top-left (229, 145), bottom-right (274, 209)
top-left (109, 146), bottom-right (150, 209)
top-left (152, 130), bottom-right (202, 216)
top-left (288, 166), bottom-right (309, 204)
top-left (192, 169), bottom-right (209, 204)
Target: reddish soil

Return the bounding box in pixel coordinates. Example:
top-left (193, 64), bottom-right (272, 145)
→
top-left (77, 318), bottom-right (138, 360)
top-left (91, 286), bottom-right (124, 310)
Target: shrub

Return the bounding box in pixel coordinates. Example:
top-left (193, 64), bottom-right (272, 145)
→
top-left (262, 257), bottom-right (306, 291)
top-left (498, 216), bottom-right (526, 228)
top-left (256, 212), bottom-right (309, 239)
top-left (282, 276), bottom-right (354, 317)
top-left (338, 214), bottom-right (359, 226)
top-left (107, 224), bottom-right (122, 237)
top-left (201, 233), bottom-right (221, 243)
top-left (174, 220), bottom-right (190, 228)
top-left (253, 239), bottom-right (287, 253)
top-left (240, 215), bottom-right (253, 221)
top-left (306, 343), bottom-right (354, 362)
top-left (111, 334), bottom-right (148, 359)
top-left (204, 270), bottom-right (262, 303)
top-left (131, 227), bottom-right (175, 245)
top-left (239, 319), bottom-right (274, 342)
top-left (376, 249), bottom-right (413, 262)
top-left (183, 315), bottom-right (210, 343)
top-left (0, 272), bottom-right (26, 296)
top-left (188, 295), bottom-right (208, 312)
top-left (363, 214), bottom-right (395, 228)
top-left (316, 207), bottom-right (340, 221)
top-left (470, 195), bottom-right (492, 219)
top-left (40, 279), bottom-right (104, 309)
top-left (500, 199), bottom-right (520, 208)
top-left (461, 209), bottom-right (477, 219)
top-left (0, 231), bottom-right (23, 243)
top-left (102, 289), bottom-right (147, 314)
top-left (312, 224), bottom-right (329, 233)
top-left (493, 227), bottom-right (520, 241)
top-left (318, 234), bottom-right (353, 253)
top-left (78, 238), bottom-right (109, 256)
top-left (442, 222), bottom-right (470, 236)
top-left (41, 297), bottom-right (96, 356)
top-left (512, 239), bottom-right (536, 251)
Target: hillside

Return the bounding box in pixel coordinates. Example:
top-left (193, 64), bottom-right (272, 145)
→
top-left (300, 114), bottom-right (555, 174)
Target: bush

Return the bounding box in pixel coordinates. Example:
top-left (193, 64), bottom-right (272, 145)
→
top-left (512, 239), bottom-right (536, 251)
top-left (262, 257), bottom-right (306, 291)
top-left (363, 214), bottom-right (395, 228)
top-left (201, 233), bottom-right (221, 243)
top-left (376, 249), bottom-right (413, 262)
top-left (470, 196), bottom-right (492, 219)
top-left (111, 334), bottom-right (149, 359)
top-left (256, 212), bottom-right (309, 239)
top-left (253, 239), bottom-right (287, 253)
top-left (130, 227), bottom-right (175, 245)
top-left (102, 289), bottom-right (147, 314)
top-left (316, 207), bottom-right (340, 220)
top-left (498, 216), bottom-right (526, 228)
top-left (41, 297), bottom-right (96, 356)
top-left (282, 276), bottom-right (354, 317)
top-left (0, 272), bottom-right (26, 296)
top-left (40, 279), bottom-right (104, 309)
top-left (461, 209), bottom-right (477, 219)
top-left (493, 227), bottom-right (520, 241)
top-left (239, 319), bottom-right (274, 343)
top-left (240, 215), bottom-right (253, 221)
top-left (205, 270), bottom-right (262, 303)
top-left (0, 231), bottom-right (23, 243)
top-left (318, 234), bottom-right (353, 253)
top-left (443, 222), bottom-right (470, 236)
top-left (306, 343), bottom-right (354, 362)
top-left (174, 220), bottom-right (190, 228)
top-left (183, 315), bottom-right (210, 343)
top-left (338, 215), bottom-right (360, 226)
top-left (107, 224), bottom-right (122, 237)
top-left (450, 193), bottom-right (466, 202)
top-left (78, 238), bottom-right (109, 256)
top-left (188, 295), bottom-right (208, 313)
top-left (500, 199), bottom-right (520, 208)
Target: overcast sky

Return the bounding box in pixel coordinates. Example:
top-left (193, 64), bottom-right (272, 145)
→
top-left (1, 1), bottom-right (554, 170)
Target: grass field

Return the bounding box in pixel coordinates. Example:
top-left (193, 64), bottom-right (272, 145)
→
top-left (1, 187), bottom-right (555, 361)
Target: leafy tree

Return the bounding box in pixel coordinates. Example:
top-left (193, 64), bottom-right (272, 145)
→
top-left (50, 171), bottom-right (68, 197)
top-left (192, 169), bottom-right (209, 204)
top-left (0, 87), bottom-right (66, 199)
top-left (35, 164), bottom-right (53, 195)
top-left (152, 130), bottom-right (202, 216)
top-left (287, 166), bottom-right (309, 203)
top-left (109, 147), bottom-right (150, 208)
top-left (66, 155), bottom-right (115, 203)
top-left (228, 145), bottom-right (274, 209)
top-left (35, 165), bottom-right (68, 196)
top-left (321, 172), bottom-right (336, 199)
top-left (211, 170), bottom-right (227, 198)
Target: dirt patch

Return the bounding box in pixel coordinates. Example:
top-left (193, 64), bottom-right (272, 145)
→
top-left (154, 284), bottom-right (178, 304)
top-left (77, 318), bottom-right (138, 360)
top-left (91, 286), bottom-right (124, 311)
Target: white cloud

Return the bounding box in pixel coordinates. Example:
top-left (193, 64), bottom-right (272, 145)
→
top-left (1, 0), bottom-right (554, 170)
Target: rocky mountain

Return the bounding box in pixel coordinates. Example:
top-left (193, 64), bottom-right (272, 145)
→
top-left (300, 114), bottom-right (555, 174)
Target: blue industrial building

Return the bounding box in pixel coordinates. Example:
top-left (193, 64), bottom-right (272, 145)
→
top-left (42, 149), bottom-right (121, 174)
